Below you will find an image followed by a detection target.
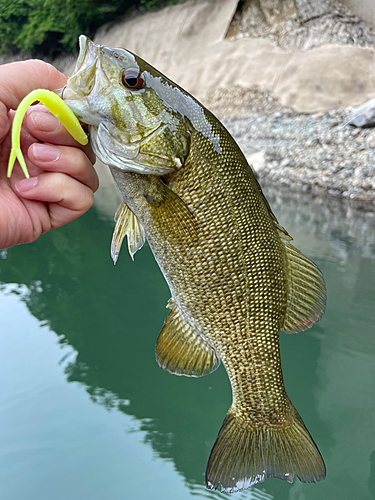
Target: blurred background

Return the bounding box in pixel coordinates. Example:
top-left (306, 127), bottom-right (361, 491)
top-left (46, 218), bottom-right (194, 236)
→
top-left (1, 1), bottom-right (375, 499)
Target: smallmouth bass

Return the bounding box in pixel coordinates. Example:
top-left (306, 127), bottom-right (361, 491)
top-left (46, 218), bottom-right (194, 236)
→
top-left (63, 35), bottom-right (326, 492)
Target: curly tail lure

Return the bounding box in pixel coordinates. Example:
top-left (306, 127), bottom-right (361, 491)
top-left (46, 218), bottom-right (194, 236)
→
top-left (7, 89), bottom-right (88, 179)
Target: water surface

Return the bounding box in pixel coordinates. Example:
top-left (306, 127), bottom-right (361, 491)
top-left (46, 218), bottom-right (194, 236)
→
top-left (0, 184), bottom-right (375, 500)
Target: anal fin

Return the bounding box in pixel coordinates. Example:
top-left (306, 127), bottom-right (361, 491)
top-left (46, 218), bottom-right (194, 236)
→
top-left (155, 301), bottom-right (220, 377)
top-left (111, 202), bottom-right (146, 263)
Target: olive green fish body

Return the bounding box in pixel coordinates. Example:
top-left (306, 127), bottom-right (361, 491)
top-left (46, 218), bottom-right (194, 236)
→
top-left (109, 117), bottom-right (324, 491)
top-left (63, 36), bottom-right (326, 493)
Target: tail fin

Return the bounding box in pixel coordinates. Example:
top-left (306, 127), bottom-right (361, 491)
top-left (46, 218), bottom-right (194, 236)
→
top-left (206, 407), bottom-right (325, 493)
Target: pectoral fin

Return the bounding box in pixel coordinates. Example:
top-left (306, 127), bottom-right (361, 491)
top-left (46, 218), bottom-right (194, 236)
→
top-left (111, 202), bottom-right (146, 263)
top-left (146, 181), bottom-right (199, 244)
top-left (155, 302), bottom-right (220, 377)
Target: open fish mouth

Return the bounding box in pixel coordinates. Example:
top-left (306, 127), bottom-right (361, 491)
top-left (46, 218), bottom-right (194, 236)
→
top-left (65, 35), bottom-right (107, 101)
top-left (73, 35), bottom-right (97, 77)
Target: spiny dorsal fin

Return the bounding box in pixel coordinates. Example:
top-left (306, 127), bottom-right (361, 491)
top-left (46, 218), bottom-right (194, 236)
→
top-left (111, 202), bottom-right (146, 264)
top-left (275, 226), bottom-right (326, 334)
top-left (155, 301), bottom-right (220, 377)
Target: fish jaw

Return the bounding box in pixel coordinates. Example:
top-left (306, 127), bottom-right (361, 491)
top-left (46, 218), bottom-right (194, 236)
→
top-left (62, 35), bottom-right (189, 176)
top-left (62, 37), bottom-right (111, 127)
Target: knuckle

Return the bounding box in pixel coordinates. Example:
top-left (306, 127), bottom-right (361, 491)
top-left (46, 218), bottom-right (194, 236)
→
top-left (75, 188), bottom-right (95, 212)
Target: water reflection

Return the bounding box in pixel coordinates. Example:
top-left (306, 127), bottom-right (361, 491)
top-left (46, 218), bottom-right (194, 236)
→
top-left (266, 187), bottom-right (375, 500)
top-left (264, 185), bottom-right (375, 262)
top-left (1, 185), bottom-right (375, 499)
top-left (0, 208), bottom-right (232, 492)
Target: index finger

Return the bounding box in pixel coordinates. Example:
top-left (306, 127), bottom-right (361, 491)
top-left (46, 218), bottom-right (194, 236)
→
top-left (24, 106), bottom-right (95, 164)
top-left (0, 60), bottom-right (67, 111)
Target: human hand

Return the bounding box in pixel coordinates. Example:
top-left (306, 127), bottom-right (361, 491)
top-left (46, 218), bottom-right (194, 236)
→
top-left (0, 60), bottom-right (98, 249)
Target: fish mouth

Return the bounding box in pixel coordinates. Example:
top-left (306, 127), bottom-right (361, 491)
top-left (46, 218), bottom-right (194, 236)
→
top-left (66, 35), bottom-right (104, 99)
top-left (74, 35), bottom-right (97, 76)
top-left (61, 35), bottom-right (106, 124)
top-left (52, 36), bottom-right (91, 100)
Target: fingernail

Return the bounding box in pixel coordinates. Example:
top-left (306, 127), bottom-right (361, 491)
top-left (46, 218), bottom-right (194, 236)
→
top-left (32, 143), bottom-right (60, 162)
top-left (16, 176), bottom-right (38, 192)
top-left (30, 111), bottom-right (60, 133)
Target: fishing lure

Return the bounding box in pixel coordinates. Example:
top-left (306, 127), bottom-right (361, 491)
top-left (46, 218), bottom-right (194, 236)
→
top-left (7, 89), bottom-right (88, 179)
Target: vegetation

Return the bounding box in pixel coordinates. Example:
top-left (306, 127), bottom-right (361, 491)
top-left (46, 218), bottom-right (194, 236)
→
top-left (0, 0), bottom-right (181, 57)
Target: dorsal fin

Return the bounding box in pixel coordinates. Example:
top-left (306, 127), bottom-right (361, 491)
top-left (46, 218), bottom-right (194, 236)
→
top-left (155, 301), bottom-right (220, 377)
top-left (252, 177), bottom-right (326, 333)
top-left (111, 202), bottom-right (146, 263)
top-left (275, 226), bottom-right (326, 334)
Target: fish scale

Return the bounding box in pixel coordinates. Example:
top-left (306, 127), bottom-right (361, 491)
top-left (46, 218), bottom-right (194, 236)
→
top-left (62, 35), bottom-right (327, 493)
top-left (162, 128), bottom-right (287, 415)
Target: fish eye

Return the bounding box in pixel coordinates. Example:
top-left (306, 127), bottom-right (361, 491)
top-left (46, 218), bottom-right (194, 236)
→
top-left (122, 70), bottom-right (144, 90)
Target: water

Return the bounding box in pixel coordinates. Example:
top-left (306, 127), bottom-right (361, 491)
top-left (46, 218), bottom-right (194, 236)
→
top-left (0, 181), bottom-right (375, 500)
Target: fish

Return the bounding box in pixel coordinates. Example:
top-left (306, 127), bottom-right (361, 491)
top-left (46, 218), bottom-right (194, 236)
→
top-left (62, 35), bottom-right (326, 493)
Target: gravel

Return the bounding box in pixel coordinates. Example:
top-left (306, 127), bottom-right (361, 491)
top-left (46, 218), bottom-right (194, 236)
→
top-left (227, 0), bottom-right (375, 50)
top-left (204, 86), bottom-right (375, 208)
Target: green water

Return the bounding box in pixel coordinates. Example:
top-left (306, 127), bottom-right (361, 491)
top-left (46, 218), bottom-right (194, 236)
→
top-left (1, 183), bottom-right (375, 500)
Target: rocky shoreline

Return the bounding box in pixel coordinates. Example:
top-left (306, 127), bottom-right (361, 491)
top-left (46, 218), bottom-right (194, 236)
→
top-left (205, 86), bottom-right (375, 209)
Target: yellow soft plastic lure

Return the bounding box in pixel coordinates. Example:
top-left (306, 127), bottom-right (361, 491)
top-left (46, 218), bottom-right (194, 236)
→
top-left (7, 89), bottom-right (88, 179)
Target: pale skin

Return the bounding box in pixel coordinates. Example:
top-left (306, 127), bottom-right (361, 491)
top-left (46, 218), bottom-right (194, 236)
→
top-left (0, 59), bottom-right (98, 249)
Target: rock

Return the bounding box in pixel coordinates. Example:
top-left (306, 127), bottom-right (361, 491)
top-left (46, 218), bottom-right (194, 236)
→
top-left (354, 166), bottom-right (363, 177)
top-left (247, 151), bottom-right (266, 174)
top-left (280, 158), bottom-right (291, 168)
top-left (361, 181), bottom-right (373, 191)
top-left (347, 98), bottom-right (375, 127)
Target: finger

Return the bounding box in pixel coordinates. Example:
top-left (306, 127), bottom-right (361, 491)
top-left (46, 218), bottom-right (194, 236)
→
top-left (0, 105), bottom-right (11, 143)
top-left (15, 172), bottom-right (95, 229)
top-left (28, 142), bottom-right (99, 192)
top-left (25, 107), bottom-right (95, 163)
top-left (0, 60), bottom-right (67, 111)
